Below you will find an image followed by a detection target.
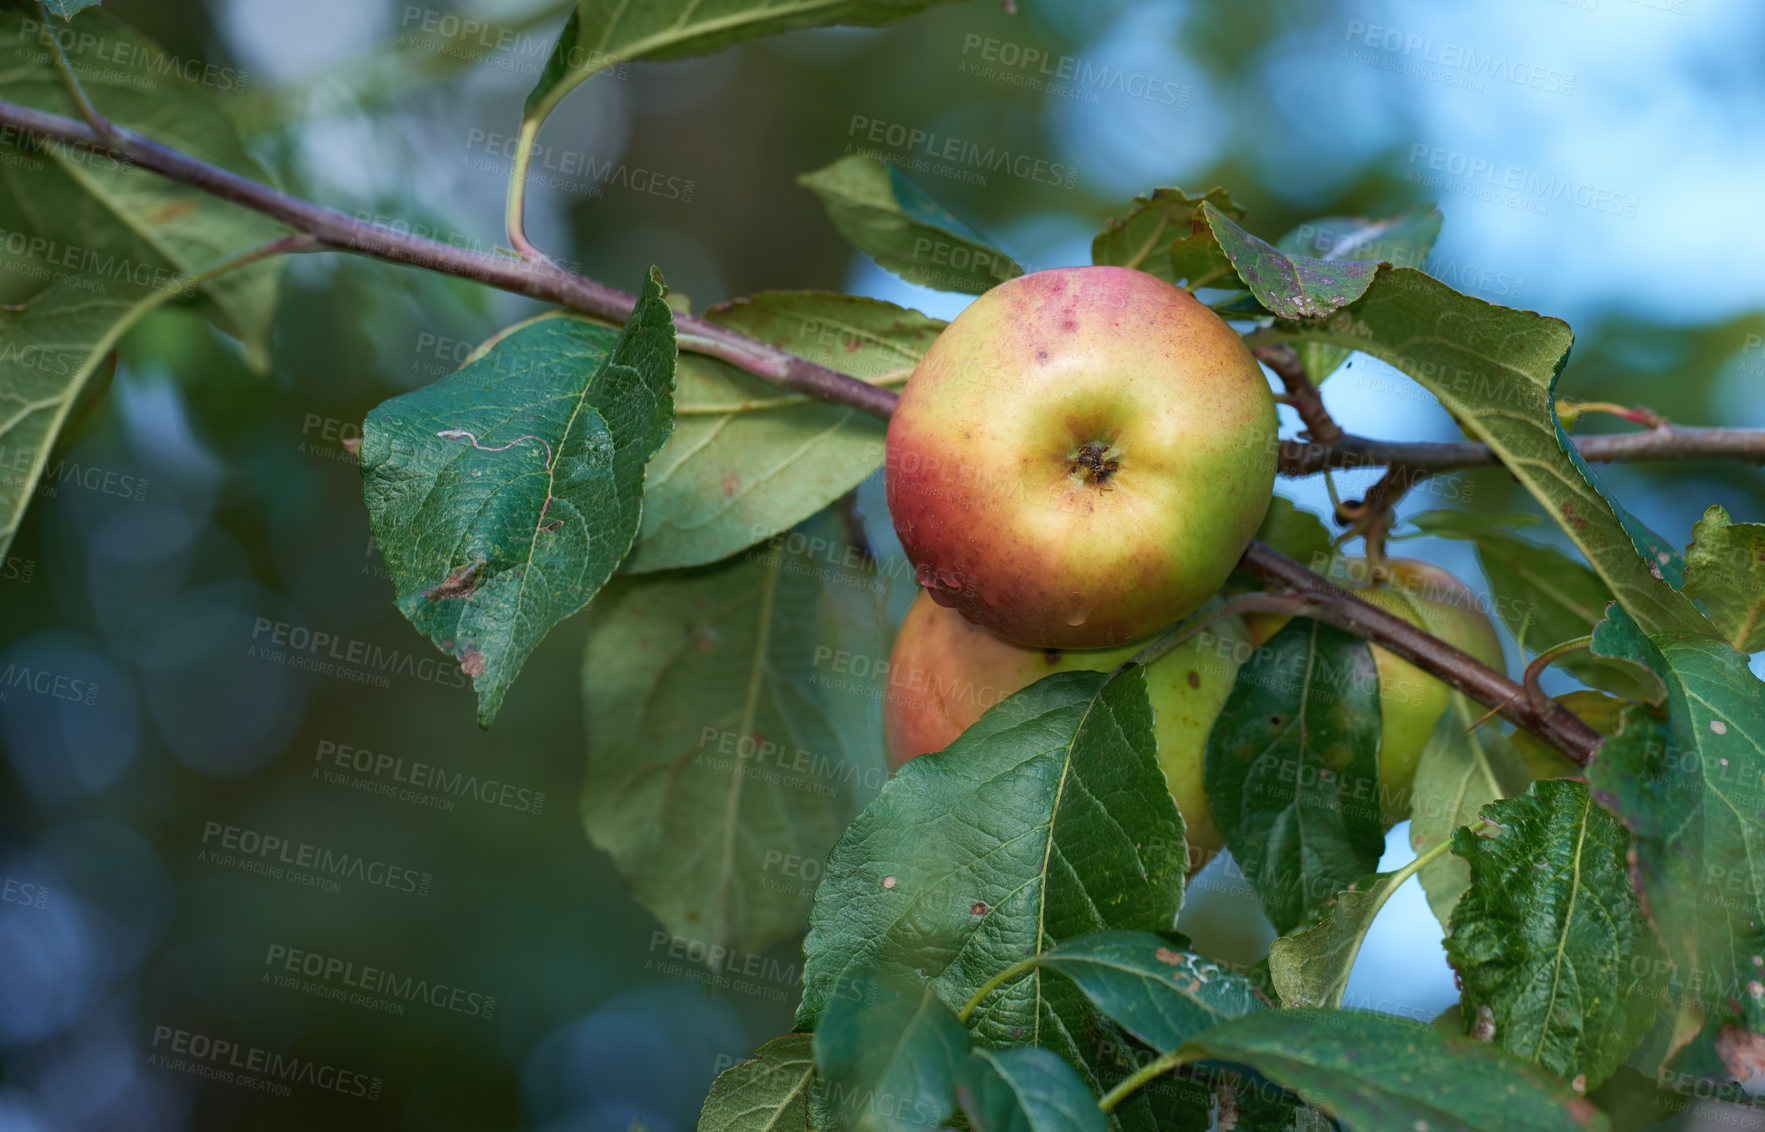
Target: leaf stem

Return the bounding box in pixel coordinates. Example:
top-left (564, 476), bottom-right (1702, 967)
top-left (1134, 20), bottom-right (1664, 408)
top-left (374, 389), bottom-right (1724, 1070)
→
top-left (957, 958), bottom-right (1037, 1024)
top-left (32, 3), bottom-right (114, 142)
top-left (1097, 1049), bottom-right (1200, 1113)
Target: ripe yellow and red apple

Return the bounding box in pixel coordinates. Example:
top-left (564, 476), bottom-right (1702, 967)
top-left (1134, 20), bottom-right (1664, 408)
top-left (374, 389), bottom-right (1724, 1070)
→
top-left (884, 266), bottom-right (1278, 650)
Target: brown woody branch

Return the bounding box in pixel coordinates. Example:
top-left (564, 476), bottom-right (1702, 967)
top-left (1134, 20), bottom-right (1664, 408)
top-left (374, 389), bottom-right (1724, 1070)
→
top-left (0, 101), bottom-right (1754, 763)
top-left (1239, 542), bottom-right (1603, 763)
top-left (0, 99), bottom-right (899, 419)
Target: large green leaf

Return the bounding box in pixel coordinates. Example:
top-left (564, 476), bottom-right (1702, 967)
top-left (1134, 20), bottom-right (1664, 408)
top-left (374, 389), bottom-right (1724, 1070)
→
top-left (1408, 696), bottom-right (1533, 930)
top-left (1445, 779), bottom-right (1667, 1089)
top-left (814, 972), bottom-right (969, 1132)
top-left (1683, 505), bottom-right (1765, 653)
top-left (1249, 268), bottom-right (1709, 640)
top-left (958, 1047), bottom-right (1109, 1132)
top-left (1204, 618), bottom-right (1386, 934)
top-left (0, 280), bottom-right (170, 558)
top-left (798, 154), bottom-right (1023, 294)
top-left (1089, 188), bottom-right (1241, 284)
top-left (360, 271), bottom-right (675, 726)
top-left (523, 0), bottom-right (960, 133)
top-left (1408, 510), bottom-right (1663, 701)
top-left (0, 10), bottom-right (286, 366)
top-left (582, 510), bottom-right (888, 953)
top-left (1201, 202), bottom-right (1381, 320)
top-left (995, 931), bottom-right (1265, 1054)
top-left (698, 1034), bottom-right (815, 1132)
top-left (1176, 1008), bottom-right (1610, 1132)
top-left (1584, 608), bottom-right (1765, 1068)
top-left (796, 669), bottom-right (1189, 1130)
top-left (627, 292), bottom-right (939, 572)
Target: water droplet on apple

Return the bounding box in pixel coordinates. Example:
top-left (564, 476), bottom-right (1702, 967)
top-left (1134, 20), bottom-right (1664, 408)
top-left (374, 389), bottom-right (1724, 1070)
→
top-left (915, 562), bottom-right (937, 587)
top-left (1066, 607), bottom-right (1088, 627)
top-left (937, 567), bottom-right (963, 591)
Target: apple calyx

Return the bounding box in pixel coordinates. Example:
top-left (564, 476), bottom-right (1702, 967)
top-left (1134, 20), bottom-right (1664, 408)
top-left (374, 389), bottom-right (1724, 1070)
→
top-left (1068, 441), bottom-right (1120, 487)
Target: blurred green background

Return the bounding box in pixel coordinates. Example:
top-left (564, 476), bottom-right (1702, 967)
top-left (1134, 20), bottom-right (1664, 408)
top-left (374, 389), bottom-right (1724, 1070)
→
top-left (2, 0), bottom-right (1763, 1128)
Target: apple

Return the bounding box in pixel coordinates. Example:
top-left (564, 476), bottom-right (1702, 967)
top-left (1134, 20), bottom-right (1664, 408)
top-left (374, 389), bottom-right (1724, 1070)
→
top-left (884, 266), bottom-right (1278, 650)
top-left (885, 589), bottom-right (1256, 864)
top-left (1247, 557), bottom-right (1507, 818)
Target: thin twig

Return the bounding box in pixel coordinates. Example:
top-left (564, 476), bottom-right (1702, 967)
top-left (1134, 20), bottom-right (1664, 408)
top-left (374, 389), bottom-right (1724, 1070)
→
top-left (1255, 343), bottom-right (1342, 445)
top-left (0, 99), bottom-right (898, 420)
top-left (31, 5), bottom-right (114, 143)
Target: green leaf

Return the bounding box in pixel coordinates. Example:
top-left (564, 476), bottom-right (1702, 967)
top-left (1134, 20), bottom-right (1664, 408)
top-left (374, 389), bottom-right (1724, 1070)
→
top-left (1407, 510), bottom-right (1663, 702)
top-left (1204, 619), bottom-right (1386, 934)
top-left (361, 271), bottom-right (676, 726)
top-left (1001, 931), bottom-right (1266, 1054)
top-left (524, 0), bottom-right (958, 133)
top-left (1584, 608), bottom-right (1765, 1054)
top-left (1090, 188), bottom-right (1242, 283)
top-left (698, 1034), bottom-right (815, 1132)
top-left (1408, 696), bottom-right (1533, 930)
top-left (39, 0), bottom-right (103, 18)
top-left (582, 509), bottom-right (888, 953)
top-left (798, 154), bottom-right (1023, 294)
top-left (1445, 779), bottom-right (1667, 1089)
top-left (958, 1047), bottom-right (1109, 1132)
top-left (1201, 202), bottom-right (1380, 320)
top-left (813, 971), bottom-right (969, 1132)
top-left (1683, 505), bottom-right (1765, 653)
top-left (627, 292), bottom-right (939, 571)
top-left (1251, 268), bottom-right (1709, 640)
top-left (0, 280), bottom-right (172, 558)
top-left (1268, 853), bottom-right (1441, 1010)
top-left (796, 669), bottom-right (1187, 1120)
top-left (0, 10), bottom-right (286, 367)
top-left (1177, 1008), bottom-right (1610, 1132)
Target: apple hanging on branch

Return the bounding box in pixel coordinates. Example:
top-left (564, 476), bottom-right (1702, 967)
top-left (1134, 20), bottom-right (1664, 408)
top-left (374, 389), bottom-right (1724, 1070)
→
top-left (884, 265), bottom-right (1279, 649)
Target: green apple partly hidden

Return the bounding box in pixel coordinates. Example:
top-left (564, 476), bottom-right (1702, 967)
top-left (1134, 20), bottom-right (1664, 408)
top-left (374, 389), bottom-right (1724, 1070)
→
top-left (884, 265), bottom-right (1278, 650)
top-left (884, 589), bottom-right (1254, 865)
top-left (1247, 557), bottom-right (1508, 819)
